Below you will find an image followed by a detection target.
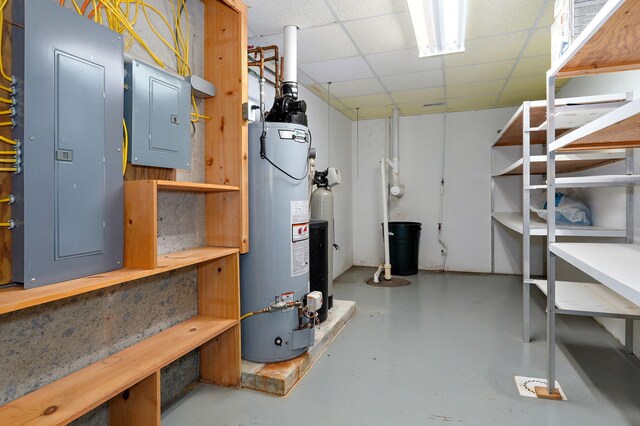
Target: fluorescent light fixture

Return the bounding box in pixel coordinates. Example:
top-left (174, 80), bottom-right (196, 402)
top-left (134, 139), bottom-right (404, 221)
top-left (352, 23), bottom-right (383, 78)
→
top-left (407, 0), bottom-right (468, 58)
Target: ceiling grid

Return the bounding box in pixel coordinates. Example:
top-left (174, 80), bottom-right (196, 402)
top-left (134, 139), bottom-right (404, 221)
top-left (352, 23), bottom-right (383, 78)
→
top-left (246, 0), bottom-right (559, 120)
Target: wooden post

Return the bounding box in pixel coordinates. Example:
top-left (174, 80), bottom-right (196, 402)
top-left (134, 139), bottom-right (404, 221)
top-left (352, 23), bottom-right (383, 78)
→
top-left (198, 254), bottom-right (241, 387)
top-left (109, 371), bottom-right (161, 426)
top-left (124, 180), bottom-right (158, 269)
top-left (204, 0), bottom-right (249, 253)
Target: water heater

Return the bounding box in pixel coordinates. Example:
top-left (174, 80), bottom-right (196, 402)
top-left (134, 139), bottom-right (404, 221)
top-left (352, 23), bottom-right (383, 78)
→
top-left (241, 122), bottom-right (312, 363)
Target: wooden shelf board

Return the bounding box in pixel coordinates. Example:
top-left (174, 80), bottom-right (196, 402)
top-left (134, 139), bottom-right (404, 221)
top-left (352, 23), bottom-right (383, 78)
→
top-left (493, 94), bottom-right (628, 147)
top-left (494, 151), bottom-right (625, 176)
top-left (0, 315), bottom-right (237, 425)
top-left (0, 246), bottom-right (239, 315)
top-left (554, 0), bottom-right (640, 78)
top-left (532, 279), bottom-right (640, 318)
top-left (156, 180), bottom-right (240, 192)
top-left (550, 98), bottom-right (640, 152)
top-left (492, 212), bottom-right (625, 237)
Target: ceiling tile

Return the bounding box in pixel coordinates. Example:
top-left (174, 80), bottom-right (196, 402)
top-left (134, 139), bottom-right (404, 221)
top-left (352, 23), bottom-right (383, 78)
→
top-left (326, 78), bottom-right (386, 98)
top-left (447, 95), bottom-right (499, 111)
top-left (522, 27), bottom-right (551, 57)
top-left (466, 0), bottom-right (545, 39)
top-left (390, 87), bottom-right (445, 104)
top-left (352, 105), bottom-right (394, 119)
top-left (497, 89), bottom-right (547, 106)
top-left (298, 25), bottom-right (359, 64)
top-left (444, 31), bottom-right (528, 68)
top-left (397, 102), bottom-right (446, 116)
top-left (300, 56), bottom-right (374, 83)
top-left (247, 0), bottom-right (335, 35)
top-left (511, 55), bottom-right (550, 78)
top-left (380, 69), bottom-right (443, 92)
top-left (445, 60), bottom-right (515, 85)
top-left (365, 48), bottom-right (442, 76)
top-left (298, 70), bottom-right (316, 85)
top-left (446, 80), bottom-right (505, 99)
top-left (338, 108), bottom-right (358, 120)
top-left (502, 75), bottom-right (545, 93)
top-left (344, 12), bottom-right (416, 55)
top-left (340, 93), bottom-right (394, 108)
top-left (331, 0), bottom-right (407, 21)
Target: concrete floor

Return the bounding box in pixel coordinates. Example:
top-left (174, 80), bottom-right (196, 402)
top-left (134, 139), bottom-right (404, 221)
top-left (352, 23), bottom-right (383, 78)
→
top-left (163, 267), bottom-right (640, 425)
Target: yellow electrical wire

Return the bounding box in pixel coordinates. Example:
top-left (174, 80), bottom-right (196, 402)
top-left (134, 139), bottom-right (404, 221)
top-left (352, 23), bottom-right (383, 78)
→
top-left (0, 97), bottom-right (13, 105)
top-left (122, 118), bottom-right (128, 175)
top-left (0, 150), bottom-right (15, 155)
top-left (0, 158), bottom-right (16, 163)
top-left (0, 221), bottom-right (13, 226)
top-left (0, 110), bottom-right (12, 115)
top-left (0, 121), bottom-right (13, 126)
top-left (240, 312), bottom-right (254, 321)
top-left (0, 135), bottom-right (17, 145)
top-left (97, 0), bottom-right (166, 68)
top-left (0, 197), bottom-right (11, 203)
top-left (0, 167), bottom-right (16, 172)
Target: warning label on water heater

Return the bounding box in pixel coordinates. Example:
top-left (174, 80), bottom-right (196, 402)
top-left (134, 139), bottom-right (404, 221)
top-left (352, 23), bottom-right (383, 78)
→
top-left (291, 200), bottom-right (309, 277)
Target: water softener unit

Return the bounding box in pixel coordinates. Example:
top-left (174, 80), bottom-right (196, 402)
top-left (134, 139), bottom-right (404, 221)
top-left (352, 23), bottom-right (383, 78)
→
top-left (241, 25), bottom-right (321, 363)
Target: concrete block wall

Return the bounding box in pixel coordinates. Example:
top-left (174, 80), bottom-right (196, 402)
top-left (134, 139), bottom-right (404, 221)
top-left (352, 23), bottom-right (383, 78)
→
top-left (0, 1), bottom-right (206, 422)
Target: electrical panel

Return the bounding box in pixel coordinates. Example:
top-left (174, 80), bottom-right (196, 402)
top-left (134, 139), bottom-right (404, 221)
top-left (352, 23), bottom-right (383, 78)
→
top-left (124, 59), bottom-right (191, 170)
top-left (12, 0), bottom-right (124, 288)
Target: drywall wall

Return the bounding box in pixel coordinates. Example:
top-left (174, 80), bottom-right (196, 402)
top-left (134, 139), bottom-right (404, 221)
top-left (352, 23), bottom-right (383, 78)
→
top-left (351, 108), bottom-right (516, 273)
top-left (554, 69), bottom-right (640, 356)
top-left (248, 74), bottom-right (354, 278)
top-left (0, 1), bottom-right (205, 422)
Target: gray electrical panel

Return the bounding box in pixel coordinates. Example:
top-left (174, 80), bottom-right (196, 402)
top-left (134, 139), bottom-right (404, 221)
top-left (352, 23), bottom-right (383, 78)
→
top-left (11, 0), bottom-right (124, 288)
top-left (125, 59), bottom-right (191, 170)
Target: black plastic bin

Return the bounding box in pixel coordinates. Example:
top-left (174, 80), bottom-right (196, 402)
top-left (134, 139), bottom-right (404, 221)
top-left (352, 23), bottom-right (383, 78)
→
top-left (382, 222), bottom-right (422, 276)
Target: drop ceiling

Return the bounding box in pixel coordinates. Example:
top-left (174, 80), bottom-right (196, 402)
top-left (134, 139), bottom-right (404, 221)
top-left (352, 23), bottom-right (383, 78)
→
top-left (246, 0), bottom-right (565, 120)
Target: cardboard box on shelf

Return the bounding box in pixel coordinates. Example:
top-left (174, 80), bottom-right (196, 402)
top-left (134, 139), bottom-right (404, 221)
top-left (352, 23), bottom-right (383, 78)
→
top-left (551, 0), bottom-right (607, 66)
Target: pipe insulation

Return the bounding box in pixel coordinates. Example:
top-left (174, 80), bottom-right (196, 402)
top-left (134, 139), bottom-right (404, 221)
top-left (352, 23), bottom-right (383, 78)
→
top-left (283, 25), bottom-right (298, 84)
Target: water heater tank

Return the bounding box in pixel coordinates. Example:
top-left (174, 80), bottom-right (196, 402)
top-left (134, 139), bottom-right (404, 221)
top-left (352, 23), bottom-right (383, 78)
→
top-left (241, 122), bottom-right (313, 363)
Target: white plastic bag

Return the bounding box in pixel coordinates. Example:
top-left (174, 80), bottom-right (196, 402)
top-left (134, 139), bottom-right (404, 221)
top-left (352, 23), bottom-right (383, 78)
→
top-left (530, 189), bottom-right (592, 226)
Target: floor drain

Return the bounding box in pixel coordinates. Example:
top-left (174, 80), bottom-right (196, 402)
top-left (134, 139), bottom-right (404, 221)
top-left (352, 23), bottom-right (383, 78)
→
top-left (365, 277), bottom-right (411, 287)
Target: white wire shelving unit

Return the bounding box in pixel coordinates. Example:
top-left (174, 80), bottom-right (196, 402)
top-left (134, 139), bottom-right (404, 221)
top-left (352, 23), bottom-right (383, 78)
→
top-left (490, 93), bottom-right (632, 345)
top-left (542, 0), bottom-right (640, 398)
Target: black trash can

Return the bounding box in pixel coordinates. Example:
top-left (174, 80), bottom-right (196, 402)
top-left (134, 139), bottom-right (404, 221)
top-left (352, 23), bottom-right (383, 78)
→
top-left (382, 222), bottom-right (422, 276)
top-left (309, 220), bottom-right (329, 323)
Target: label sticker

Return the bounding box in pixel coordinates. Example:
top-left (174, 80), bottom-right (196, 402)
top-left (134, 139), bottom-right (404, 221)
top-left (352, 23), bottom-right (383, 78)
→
top-left (291, 201), bottom-right (309, 277)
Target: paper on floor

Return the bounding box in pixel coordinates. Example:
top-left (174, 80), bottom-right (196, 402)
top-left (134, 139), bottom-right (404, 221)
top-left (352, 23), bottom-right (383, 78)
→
top-left (514, 375), bottom-right (567, 400)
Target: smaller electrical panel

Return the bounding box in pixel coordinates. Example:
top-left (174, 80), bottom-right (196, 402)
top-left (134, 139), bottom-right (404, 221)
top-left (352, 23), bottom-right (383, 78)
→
top-left (125, 59), bottom-right (191, 170)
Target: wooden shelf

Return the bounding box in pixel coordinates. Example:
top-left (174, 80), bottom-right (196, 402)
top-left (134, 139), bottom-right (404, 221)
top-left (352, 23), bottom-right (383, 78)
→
top-left (493, 150), bottom-right (625, 176)
top-left (493, 94), bottom-right (629, 147)
top-left (550, 243), bottom-right (640, 306)
top-left (0, 315), bottom-right (237, 425)
top-left (0, 247), bottom-right (239, 315)
top-left (492, 212), bottom-right (625, 237)
top-left (552, 0), bottom-right (640, 78)
top-left (532, 279), bottom-right (640, 318)
top-left (157, 180), bottom-right (239, 192)
top-left (550, 98), bottom-right (640, 152)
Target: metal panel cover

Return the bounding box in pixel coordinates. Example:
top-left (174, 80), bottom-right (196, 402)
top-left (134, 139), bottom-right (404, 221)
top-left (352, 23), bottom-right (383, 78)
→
top-left (125, 59), bottom-right (191, 169)
top-left (11, 0), bottom-right (124, 287)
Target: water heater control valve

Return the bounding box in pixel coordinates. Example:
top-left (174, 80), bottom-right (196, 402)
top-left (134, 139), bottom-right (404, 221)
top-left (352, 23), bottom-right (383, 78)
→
top-left (306, 291), bottom-right (323, 313)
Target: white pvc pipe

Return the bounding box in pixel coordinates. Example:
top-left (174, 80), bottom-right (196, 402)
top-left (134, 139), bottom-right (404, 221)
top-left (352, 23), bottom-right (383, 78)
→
top-left (380, 157), bottom-right (391, 280)
top-left (283, 25), bottom-right (298, 83)
top-left (390, 106), bottom-right (402, 197)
